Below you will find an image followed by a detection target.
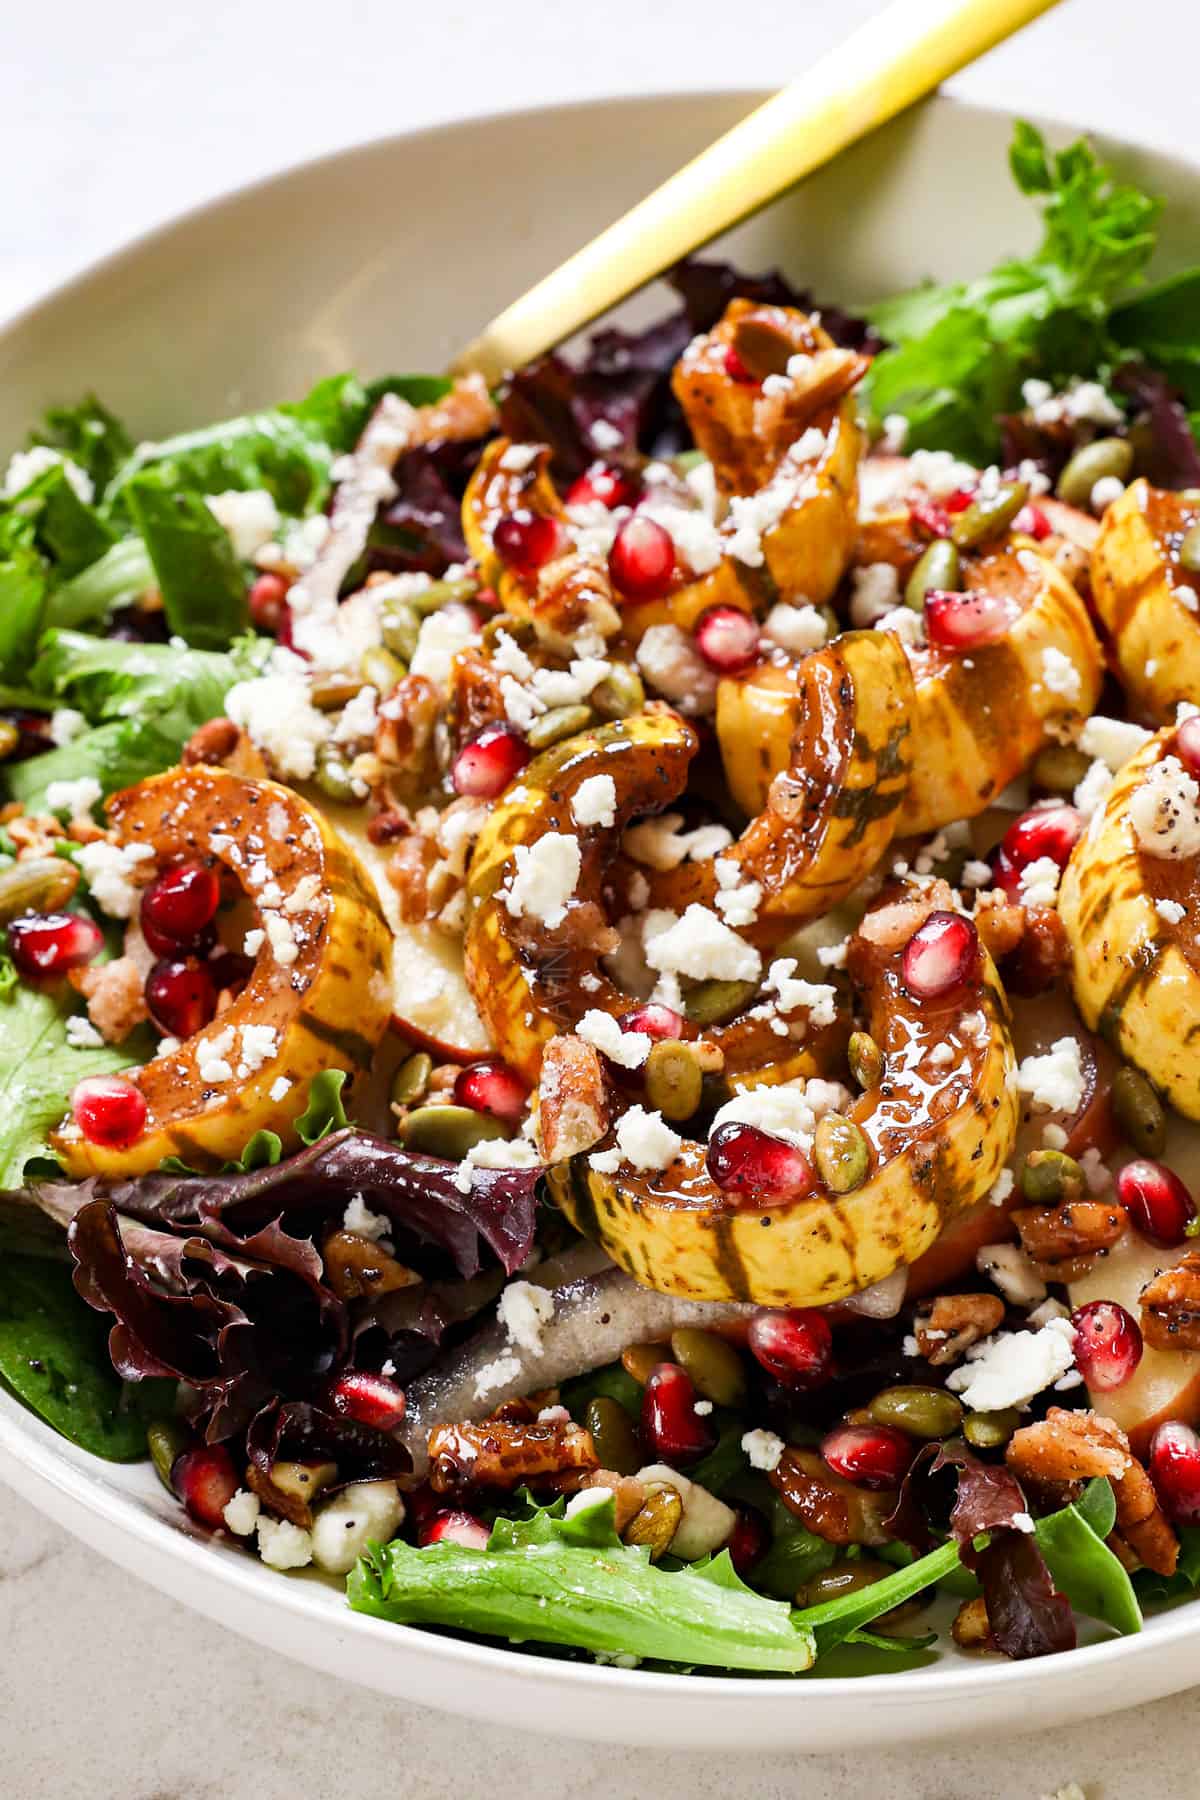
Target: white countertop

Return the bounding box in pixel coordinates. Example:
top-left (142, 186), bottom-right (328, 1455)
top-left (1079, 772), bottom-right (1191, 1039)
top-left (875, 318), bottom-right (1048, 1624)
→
top-left (3, 0), bottom-right (1200, 1792)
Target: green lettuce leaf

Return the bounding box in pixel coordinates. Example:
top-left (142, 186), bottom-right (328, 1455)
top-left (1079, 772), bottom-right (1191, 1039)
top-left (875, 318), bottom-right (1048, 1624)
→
top-left (5, 462), bottom-right (117, 576)
top-left (1111, 269), bottom-right (1200, 409)
top-left (124, 472), bottom-right (249, 648)
top-left (43, 537), bottom-right (155, 633)
top-left (106, 409), bottom-right (334, 517)
top-left (348, 1493), bottom-right (817, 1672)
top-left (31, 395), bottom-right (133, 497)
top-left (1035, 1478), bottom-right (1141, 1636)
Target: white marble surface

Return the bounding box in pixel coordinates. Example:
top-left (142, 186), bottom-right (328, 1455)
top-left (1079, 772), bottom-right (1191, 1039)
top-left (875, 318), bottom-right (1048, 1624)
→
top-left (4, 0), bottom-right (1200, 1792)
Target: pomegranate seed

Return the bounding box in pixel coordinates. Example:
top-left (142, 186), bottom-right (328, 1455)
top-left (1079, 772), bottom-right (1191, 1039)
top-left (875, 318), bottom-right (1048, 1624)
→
top-left (275, 602), bottom-right (308, 658)
top-left (1070, 1300), bottom-right (1143, 1391)
top-left (453, 1058), bottom-right (529, 1123)
top-left (146, 959), bottom-right (217, 1039)
top-left (909, 498), bottom-right (951, 539)
top-left (7, 911), bottom-right (103, 979)
top-left (1000, 805), bottom-right (1085, 873)
top-left (1117, 1157), bottom-right (1195, 1247)
top-left (208, 948), bottom-right (254, 996)
top-left (420, 1510), bottom-right (491, 1549)
top-left (641, 1362), bottom-right (715, 1465)
top-left (140, 862), bottom-right (221, 956)
top-left (565, 462), bottom-right (637, 510)
top-left (1150, 1421), bottom-right (1200, 1524)
top-left (247, 571), bottom-right (289, 632)
top-left (1176, 715), bottom-right (1200, 779)
top-left (989, 846), bottom-right (1024, 903)
top-left (925, 588), bottom-right (1020, 650)
top-left (1015, 503), bottom-right (1053, 541)
top-left (452, 723), bottom-right (530, 799)
top-left (821, 1421), bottom-right (913, 1489)
top-left (723, 344), bottom-right (757, 385)
top-left (694, 606), bottom-right (761, 674)
top-left (618, 1003), bottom-right (685, 1040)
top-left (493, 511), bottom-right (565, 580)
top-left (173, 1444), bottom-right (238, 1530)
top-left (608, 515), bottom-right (676, 602)
top-left (746, 1308), bottom-right (833, 1387)
top-left (945, 487), bottom-right (975, 514)
top-left (706, 1123), bottom-right (815, 1203)
top-left (726, 1506), bottom-right (769, 1577)
top-left (71, 1075), bottom-right (147, 1148)
top-left (901, 911), bottom-right (979, 1000)
top-left (327, 1369), bottom-right (407, 1432)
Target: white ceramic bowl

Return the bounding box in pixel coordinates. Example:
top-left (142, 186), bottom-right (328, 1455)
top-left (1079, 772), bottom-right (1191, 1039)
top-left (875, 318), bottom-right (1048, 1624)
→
top-left (4, 89), bottom-right (1200, 1750)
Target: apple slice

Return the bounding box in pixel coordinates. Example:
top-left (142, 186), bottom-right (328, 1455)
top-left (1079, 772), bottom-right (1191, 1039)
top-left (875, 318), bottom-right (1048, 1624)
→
top-left (326, 806), bottom-right (491, 1062)
top-left (1069, 1233), bottom-right (1200, 1457)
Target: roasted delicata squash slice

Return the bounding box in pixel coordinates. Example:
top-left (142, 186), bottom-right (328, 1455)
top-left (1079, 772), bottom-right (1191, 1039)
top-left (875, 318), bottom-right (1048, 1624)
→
top-left (464, 710), bottom-right (700, 1084)
top-left (721, 541), bottom-right (1101, 837)
top-left (51, 767), bottom-right (393, 1176)
top-left (546, 898), bottom-right (1018, 1305)
top-left (647, 630), bottom-right (915, 933)
top-left (1059, 725), bottom-right (1200, 1119)
top-left (1091, 480), bottom-right (1200, 721)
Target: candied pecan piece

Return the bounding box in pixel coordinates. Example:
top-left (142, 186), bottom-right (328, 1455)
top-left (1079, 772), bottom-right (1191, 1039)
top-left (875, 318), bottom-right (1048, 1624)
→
top-left (951, 1596), bottom-right (992, 1649)
top-left (1012, 1200), bottom-right (1127, 1280)
top-left (70, 955), bottom-right (150, 1043)
top-left (386, 833), bottom-right (439, 924)
top-left (1008, 1407), bottom-right (1177, 1577)
top-left (913, 1293), bottom-right (1005, 1366)
top-left (376, 674), bottom-right (439, 774)
top-left (1002, 905), bottom-right (1070, 998)
top-left (1113, 1454), bottom-right (1179, 1576)
top-left (182, 716), bottom-right (240, 767)
top-left (973, 893), bottom-right (1026, 961)
top-left (320, 1229), bottom-right (420, 1301)
top-left (427, 1417), bottom-right (597, 1496)
top-left (366, 805), bottom-right (412, 846)
top-left (769, 1448), bottom-right (895, 1547)
top-left (1141, 1250), bottom-right (1200, 1352)
top-left (415, 371), bottom-right (498, 446)
top-left (449, 646), bottom-right (511, 741)
top-left (538, 1034), bottom-right (611, 1163)
top-left (533, 552), bottom-right (620, 649)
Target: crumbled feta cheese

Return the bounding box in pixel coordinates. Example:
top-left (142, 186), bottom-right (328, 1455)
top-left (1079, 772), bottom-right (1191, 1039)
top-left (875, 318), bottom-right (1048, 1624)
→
top-left (3, 445), bottom-right (93, 502)
top-left (712, 857), bottom-right (761, 928)
top-left (758, 959), bottom-right (838, 1027)
top-left (222, 1488), bottom-right (261, 1536)
top-left (572, 774), bottom-right (617, 830)
top-left (879, 414), bottom-right (909, 453)
top-left (333, 683), bottom-right (378, 747)
top-left (962, 858), bottom-right (995, 888)
top-left (206, 489), bottom-right (280, 560)
top-left (876, 604), bottom-right (925, 648)
top-left (499, 442), bottom-right (540, 472)
top-left (989, 1168), bottom-right (1016, 1207)
top-left (409, 606), bottom-right (479, 688)
top-left (848, 562), bottom-right (900, 626)
top-left (269, 1075), bottom-right (292, 1103)
top-left (636, 624), bottom-right (718, 715)
top-left (45, 775), bottom-right (101, 818)
top-left (976, 1242), bottom-right (1047, 1308)
top-left (741, 1429), bottom-right (785, 1473)
top-left (491, 630), bottom-right (536, 682)
top-left (644, 904), bottom-right (761, 984)
top-left (473, 1353), bottom-right (524, 1400)
top-left (1073, 758), bottom-right (1113, 821)
top-left (75, 840), bottom-right (155, 919)
top-left (1156, 897), bottom-right (1187, 924)
top-left (710, 1077), bottom-right (850, 1151)
top-left (65, 1015), bottom-right (104, 1049)
top-left (577, 1008), bottom-right (651, 1070)
top-left (496, 1280), bottom-right (555, 1356)
top-left (261, 909), bottom-right (299, 967)
top-left (256, 1515), bottom-right (313, 1570)
top-left (502, 832), bottom-right (581, 927)
top-left (760, 602), bottom-right (829, 655)
top-left (1129, 754), bottom-right (1200, 859)
top-left (237, 1023), bottom-right (278, 1078)
top-left (49, 707), bottom-right (86, 747)
top-left (1078, 714), bottom-right (1152, 772)
top-left (452, 1135), bottom-right (542, 1195)
top-left (593, 1105), bottom-right (683, 1174)
top-left (1090, 475), bottom-right (1126, 513)
top-left (225, 670), bottom-right (330, 781)
top-left (343, 1195), bottom-right (390, 1243)
top-left (197, 1024), bottom-right (236, 1084)
top-left (946, 1317), bottom-right (1077, 1410)
top-left (1018, 855), bottom-right (1062, 909)
top-left (908, 449), bottom-right (978, 498)
top-left (589, 419), bottom-right (623, 452)
top-left (622, 813), bottom-right (732, 871)
top-left (640, 498), bottom-right (723, 576)
top-left (1041, 646), bottom-right (1082, 702)
top-left (1016, 1037), bottom-right (1085, 1115)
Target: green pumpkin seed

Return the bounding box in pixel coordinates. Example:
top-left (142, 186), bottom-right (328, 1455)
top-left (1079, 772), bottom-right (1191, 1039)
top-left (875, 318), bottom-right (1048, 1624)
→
top-left (584, 1396), bottom-right (641, 1475)
top-left (868, 1385), bottom-right (963, 1440)
top-left (313, 748), bottom-right (359, 803)
top-left (797, 1559), bottom-right (891, 1607)
top-left (0, 720), bottom-right (19, 762)
top-left (147, 1418), bottom-right (189, 1493)
top-left (527, 704), bottom-right (594, 749)
top-left (482, 613), bottom-right (536, 651)
top-left (361, 646), bottom-right (405, 695)
top-left (684, 978), bottom-right (759, 1027)
top-left (950, 480), bottom-right (1030, 551)
top-left (1179, 523), bottom-right (1200, 575)
top-left (1112, 1065), bottom-right (1166, 1157)
top-left (380, 599), bottom-right (421, 663)
top-left (310, 673), bottom-right (364, 710)
top-left (1032, 743), bottom-right (1092, 794)
top-left (397, 1104), bottom-right (507, 1159)
top-left (813, 1114), bottom-right (869, 1194)
top-left (412, 576), bottom-right (479, 617)
top-left (1056, 438), bottom-right (1134, 508)
top-left (0, 855), bottom-right (80, 925)
top-left (591, 663), bottom-right (645, 720)
top-left (644, 1041), bottom-right (703, 1122)
top-left (905, 539), bottom-right (961, 611)
top-left (391, 1051), bottom-right (433, 1109)
top-left (848, 1030), bottom-right (883, 1091)
top-left (624, 1486), bottom-right (682, 1560)
top-left (669, 1327), bottom-right (747, 1408)
top-left (621, 1342), bottom-right (671, 1386)
top-left (963, 1407), bottom-right (1021, 1449)
top-left (1020, 1148), bottom-right (1085, 1205)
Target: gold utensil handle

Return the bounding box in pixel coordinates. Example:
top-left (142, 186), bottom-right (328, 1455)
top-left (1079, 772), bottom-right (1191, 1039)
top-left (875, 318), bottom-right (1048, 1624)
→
top-left (450, 0), bottom-right (1062, 382)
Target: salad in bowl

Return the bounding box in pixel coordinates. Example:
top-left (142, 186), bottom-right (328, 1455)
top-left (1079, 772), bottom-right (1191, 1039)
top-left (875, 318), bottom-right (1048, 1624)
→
top-left (5, 121), bottom-right (1200, 1679)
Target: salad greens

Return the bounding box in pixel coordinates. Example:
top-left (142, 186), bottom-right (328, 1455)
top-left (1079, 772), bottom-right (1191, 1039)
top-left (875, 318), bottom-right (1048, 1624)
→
top-left (124, 474), bottom-right (249, 648)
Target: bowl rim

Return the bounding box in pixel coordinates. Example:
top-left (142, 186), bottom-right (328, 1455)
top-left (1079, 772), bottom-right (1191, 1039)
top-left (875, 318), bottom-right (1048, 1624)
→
top-left (5, 82), bottom-right (1200, 1709)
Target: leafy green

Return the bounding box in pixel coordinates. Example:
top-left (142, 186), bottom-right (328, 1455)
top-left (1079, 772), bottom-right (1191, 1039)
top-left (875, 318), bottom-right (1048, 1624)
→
top-left (1112, 270), bottom-right (1200, 408)
top-left (159, 1070), bottom-right (351, 1175)
top-left (348, 1493), bottom-right (817, 1672)
top-left (792, 1541), bottom-right (962, 1656)
top-left (0, 515), bottom-right (48, 683)
top-left (124, 472), bottom-right (249, 648)
top-left (559, 1360), bottom-right (643, 1421)
top-left (106, 409), bottom-right (334, 517)
top-left (1035, 1479), bottom-right (1141, 1636)
top-left (865, 122), bottom-right (1161, 460)
top-left (6, 462), bottom-right (116, 576)
top-left (31, 395), bottom-right (133, 496)
top-left (0, 1254), bottom-right (157, 1460)
top-left (0, 979), bottom-right (150, 1188)
top-left (1134, 1527), bottom-right (1200, 1606)
top-left (43, 537), bottom-right (155, 633)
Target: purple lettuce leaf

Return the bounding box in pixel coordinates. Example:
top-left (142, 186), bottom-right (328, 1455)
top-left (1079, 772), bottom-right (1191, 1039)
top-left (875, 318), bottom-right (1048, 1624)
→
top-left (1113, 359), bottom-right (1200, 489)
top-left (245, 1399), bottom-right (410, 1521)
top-left (367, 436), bottom-right (486, 577)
